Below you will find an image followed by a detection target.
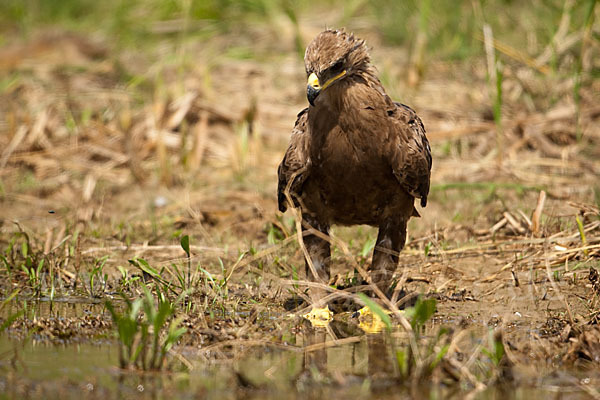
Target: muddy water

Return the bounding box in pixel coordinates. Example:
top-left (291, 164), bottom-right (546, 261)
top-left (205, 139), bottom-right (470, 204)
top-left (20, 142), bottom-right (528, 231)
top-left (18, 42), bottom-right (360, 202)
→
top-left (0, 301), bottom-right (597, 399)
top-left (1, 334), bottom-right (595, 400)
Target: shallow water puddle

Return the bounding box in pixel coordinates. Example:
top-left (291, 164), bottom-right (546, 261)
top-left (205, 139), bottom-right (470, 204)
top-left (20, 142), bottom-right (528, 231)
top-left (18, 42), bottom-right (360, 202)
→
top-left (2, 331), bottom-right (597, 400)
top-left (0, 336), bottom-right (116, 382)
top-left (0, 330), bottom-right (399, 398)
top-left (1, 298), bottom-right (598, 399)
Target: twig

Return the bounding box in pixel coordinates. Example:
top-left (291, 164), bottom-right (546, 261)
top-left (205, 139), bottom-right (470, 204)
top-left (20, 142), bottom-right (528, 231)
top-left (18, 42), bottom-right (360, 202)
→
top-left (282, 166), bottom-right (328, 305)
top-left (0, 126), bottom-right (28, 168)
top-left (168, 349), bottom-right (194, 371)
top-left (531, 190), bottom-right (546, 237)
top-left (81, 244), bottom-right (229, 256)
top-left (304, 336), bottom-right (362, 352)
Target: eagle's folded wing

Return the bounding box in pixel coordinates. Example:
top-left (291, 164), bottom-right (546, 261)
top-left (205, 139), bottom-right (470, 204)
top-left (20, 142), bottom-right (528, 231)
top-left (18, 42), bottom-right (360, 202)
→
top-left (277, 108), bottom-right (311, 212)
top-left (389, 103), bottom-right (432, 207)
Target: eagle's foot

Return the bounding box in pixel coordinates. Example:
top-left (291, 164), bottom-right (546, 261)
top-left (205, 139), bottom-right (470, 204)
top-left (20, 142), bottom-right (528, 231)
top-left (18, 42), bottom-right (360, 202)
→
top-left (302, 305), bottom-right (333, 327)
top-left (354, 305), bottom-right (394, 333)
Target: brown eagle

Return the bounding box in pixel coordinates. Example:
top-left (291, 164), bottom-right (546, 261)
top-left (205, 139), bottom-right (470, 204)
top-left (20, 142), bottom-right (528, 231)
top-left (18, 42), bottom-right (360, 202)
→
top-left (278, 29), bottom-right (431, 297)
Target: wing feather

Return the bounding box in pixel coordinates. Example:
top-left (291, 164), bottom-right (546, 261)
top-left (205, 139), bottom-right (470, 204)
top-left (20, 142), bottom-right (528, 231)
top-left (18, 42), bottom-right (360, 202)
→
top-left (389, 103), bottom-right (432, 207)
top-left (277, 108), bottom-right (311, 212)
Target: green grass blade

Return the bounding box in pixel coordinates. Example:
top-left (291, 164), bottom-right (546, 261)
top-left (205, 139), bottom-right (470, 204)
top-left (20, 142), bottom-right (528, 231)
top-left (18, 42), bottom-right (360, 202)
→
top-left (180, 235), bottom-right (190, 257)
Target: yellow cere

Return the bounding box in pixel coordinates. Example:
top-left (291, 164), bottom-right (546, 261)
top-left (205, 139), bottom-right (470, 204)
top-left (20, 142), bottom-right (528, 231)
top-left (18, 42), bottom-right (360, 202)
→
top-left (307, 70), bottom-right (347, 91)
top-left (307, 72), bottom-right (320, 89)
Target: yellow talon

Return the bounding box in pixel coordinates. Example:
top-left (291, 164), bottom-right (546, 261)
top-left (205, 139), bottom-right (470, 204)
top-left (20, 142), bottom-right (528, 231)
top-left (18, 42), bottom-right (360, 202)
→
top-left (302, 305), bottom-right (333, 327)
top-left (356, 306), bottom-right (393, 334)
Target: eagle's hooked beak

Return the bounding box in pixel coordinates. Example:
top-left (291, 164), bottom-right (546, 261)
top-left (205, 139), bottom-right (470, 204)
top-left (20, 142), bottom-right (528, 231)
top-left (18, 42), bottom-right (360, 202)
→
top-left (307, 70), bottom-right (348, 106)
top-left (307, 73), bottom-right (320, 106)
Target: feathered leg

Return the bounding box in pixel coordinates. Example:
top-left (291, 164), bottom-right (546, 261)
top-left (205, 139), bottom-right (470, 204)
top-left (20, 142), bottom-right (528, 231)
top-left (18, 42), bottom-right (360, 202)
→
top-left (301, 215), bottom-right (332, 319)
top-left (371, 218), bottom-right (407, 294)
top-left (302, 215), bottom-right (331, 283)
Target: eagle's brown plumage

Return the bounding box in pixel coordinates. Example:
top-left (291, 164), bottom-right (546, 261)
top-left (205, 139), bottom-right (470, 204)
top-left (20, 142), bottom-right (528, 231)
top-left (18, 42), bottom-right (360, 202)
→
top-left (278, 29), bottom-right (432, 293)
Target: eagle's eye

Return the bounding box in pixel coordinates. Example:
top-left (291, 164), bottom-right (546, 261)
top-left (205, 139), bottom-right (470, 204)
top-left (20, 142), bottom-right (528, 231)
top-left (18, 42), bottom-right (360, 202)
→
top-left (329, 60), bottom-right (344, 75)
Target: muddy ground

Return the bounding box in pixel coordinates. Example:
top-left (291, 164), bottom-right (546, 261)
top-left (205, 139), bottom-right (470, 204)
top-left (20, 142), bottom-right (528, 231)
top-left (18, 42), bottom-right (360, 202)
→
top-left (1, 13), bottom-right (600, 400)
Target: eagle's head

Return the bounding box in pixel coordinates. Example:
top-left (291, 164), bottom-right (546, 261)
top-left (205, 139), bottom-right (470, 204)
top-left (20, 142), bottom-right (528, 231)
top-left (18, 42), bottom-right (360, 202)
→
top-left (304, 29), bottom-right (371, 106)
